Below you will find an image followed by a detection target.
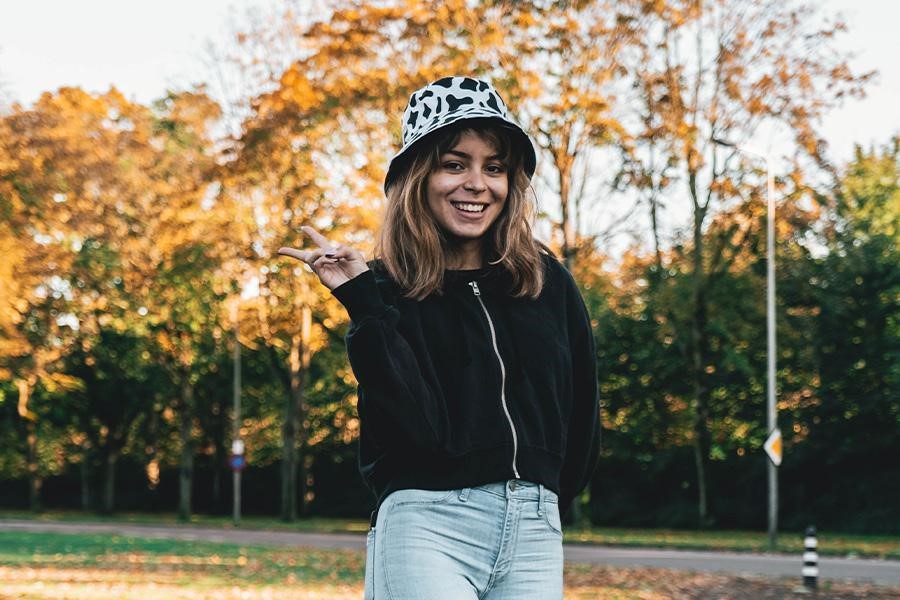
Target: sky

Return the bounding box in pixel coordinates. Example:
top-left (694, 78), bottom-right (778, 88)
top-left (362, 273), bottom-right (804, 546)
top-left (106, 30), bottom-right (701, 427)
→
top-left (1, 0), bottom-right (898, 164)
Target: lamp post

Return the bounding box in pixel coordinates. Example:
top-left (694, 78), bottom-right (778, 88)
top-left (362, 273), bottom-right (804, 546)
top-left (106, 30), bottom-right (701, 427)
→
top-left (230, 299), bottom-right (243, 526)
top-left (713, 137), bottom-right (778, 550)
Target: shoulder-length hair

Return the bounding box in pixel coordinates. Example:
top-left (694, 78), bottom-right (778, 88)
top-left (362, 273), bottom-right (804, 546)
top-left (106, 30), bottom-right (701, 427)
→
top-left (377, 121), bottom-right (548, 300)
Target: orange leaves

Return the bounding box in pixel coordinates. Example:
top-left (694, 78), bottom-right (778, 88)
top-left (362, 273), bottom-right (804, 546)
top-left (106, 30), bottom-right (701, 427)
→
top-left (708, 176), bottom-right (739, 199)
top-left (278, 68), bottom-right (323, 113)
top-left (622, 0), bottom-right (872, 252)
top-left (641, 0), bottom-right (668, 17)
top-left (0, 85), bottom-right (228, 392)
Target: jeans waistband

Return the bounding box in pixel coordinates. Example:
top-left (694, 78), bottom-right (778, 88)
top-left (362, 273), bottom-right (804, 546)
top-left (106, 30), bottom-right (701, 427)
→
top-left (369, 480), bottom-right (558, 527)
top-left (476, 479), bottom-right (558, 503)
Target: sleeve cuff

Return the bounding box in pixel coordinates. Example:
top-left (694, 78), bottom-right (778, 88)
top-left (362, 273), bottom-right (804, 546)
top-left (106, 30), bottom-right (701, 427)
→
top-left (332, 270), bottom-right (390, 322)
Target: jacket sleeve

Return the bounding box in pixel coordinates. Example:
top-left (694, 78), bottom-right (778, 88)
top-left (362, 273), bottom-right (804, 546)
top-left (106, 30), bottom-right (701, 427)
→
top-left (332, 270), bottom-right (447, 452)
top-left (558, 268), bottom-right (602, 514)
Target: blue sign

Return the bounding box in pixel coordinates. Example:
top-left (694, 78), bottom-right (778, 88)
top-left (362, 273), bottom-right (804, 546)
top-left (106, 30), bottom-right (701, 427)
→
top-left (229, 454), bottom-right (247, 471)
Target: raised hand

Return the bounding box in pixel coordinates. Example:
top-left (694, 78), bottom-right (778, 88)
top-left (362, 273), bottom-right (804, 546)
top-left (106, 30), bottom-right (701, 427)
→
top-left (277, 226), bottom-right (369, 291)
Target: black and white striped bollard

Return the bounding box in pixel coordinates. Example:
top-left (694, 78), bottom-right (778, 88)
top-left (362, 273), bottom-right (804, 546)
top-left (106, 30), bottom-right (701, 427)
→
top-left (803, 525), bottom-right (818, 591)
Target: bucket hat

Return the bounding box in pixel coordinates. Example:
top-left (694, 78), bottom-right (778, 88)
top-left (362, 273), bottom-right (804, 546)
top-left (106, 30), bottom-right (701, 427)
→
top-left (384, 76), bottom-right (537, 191)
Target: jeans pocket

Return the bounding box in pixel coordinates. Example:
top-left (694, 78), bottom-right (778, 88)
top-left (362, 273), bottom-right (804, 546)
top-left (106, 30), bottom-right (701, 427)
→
top-left (364, 527), bottom-right (375, 600)
top-left (543, 503), bottom-right (563, 535)
top-left (386, 488), bottom-right (457, 506)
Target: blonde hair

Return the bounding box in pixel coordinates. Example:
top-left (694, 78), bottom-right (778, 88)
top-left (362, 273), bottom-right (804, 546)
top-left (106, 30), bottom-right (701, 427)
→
top-left (377, 122), bottom-right (547, 300)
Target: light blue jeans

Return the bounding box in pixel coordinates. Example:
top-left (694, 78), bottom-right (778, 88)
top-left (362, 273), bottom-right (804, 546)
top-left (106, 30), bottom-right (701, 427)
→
top-left (364, 479), bottom-right (563, 599)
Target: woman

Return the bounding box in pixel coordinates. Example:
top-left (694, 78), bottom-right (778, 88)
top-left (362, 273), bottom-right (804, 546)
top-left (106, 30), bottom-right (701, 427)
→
top-left (279, 76), bottom-right (600, 600)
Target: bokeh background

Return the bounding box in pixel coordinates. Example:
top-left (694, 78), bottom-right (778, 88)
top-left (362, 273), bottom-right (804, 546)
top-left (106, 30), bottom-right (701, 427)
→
top-left (1, 0), bottom-right (897, 536)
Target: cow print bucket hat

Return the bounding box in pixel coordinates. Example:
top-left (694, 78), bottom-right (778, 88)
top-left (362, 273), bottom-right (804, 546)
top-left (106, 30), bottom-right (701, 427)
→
top-left (384, 76), bottom-right (538, 191)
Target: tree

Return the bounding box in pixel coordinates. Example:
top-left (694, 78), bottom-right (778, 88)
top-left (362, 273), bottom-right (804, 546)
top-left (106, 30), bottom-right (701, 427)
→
top-left (225, 87), bottom-right (372, 520)
top-left (224, 0), bottom-right (638, 519)
top-left (0, 87), bottom-right (227, 515)
top-left (137, 90), bottom-right (228, 520)
top-left (615, 0), bottom-right (871, 526)
top-left (0, 89), bottom-right (120, 510)
top-left (66, 329), bottom-right (164, 513)
top-left (783, 140), bottom-right (899, 532)
top-left (235, 0), bottom-right (637, 264)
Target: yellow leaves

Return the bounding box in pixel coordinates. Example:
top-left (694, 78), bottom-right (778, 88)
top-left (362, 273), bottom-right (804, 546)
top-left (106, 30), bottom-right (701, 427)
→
top-left (709, 176), bottom-right (738, 199)
top-left (278, 68), bottom-right (322, 112)
top-left (746, 96), bottom-right (766, 116)
top-left (40, 373), bottom-right (84, 394)
top-left (724, 79), bottom-right (741, 100)
top-left (405, 0), bottom-right (433, 24)
top-left (515, 10), bottom-right (537, 29)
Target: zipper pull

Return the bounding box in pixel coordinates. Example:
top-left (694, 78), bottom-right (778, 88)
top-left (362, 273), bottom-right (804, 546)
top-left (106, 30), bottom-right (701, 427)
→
top-left (468, 281), bottom-right (481, 296)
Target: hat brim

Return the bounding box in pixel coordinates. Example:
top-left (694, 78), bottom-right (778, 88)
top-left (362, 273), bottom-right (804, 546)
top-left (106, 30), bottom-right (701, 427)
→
top-left (384, 114), bottom-right (537, 192)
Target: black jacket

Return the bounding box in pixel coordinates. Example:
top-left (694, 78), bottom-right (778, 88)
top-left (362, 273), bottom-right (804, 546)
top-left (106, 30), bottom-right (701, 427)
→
top-left (332, 253), bottom-right (601, 515)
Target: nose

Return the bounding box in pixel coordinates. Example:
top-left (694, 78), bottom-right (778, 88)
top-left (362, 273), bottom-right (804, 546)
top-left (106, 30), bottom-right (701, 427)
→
top-left (462, 170), bottom-right (486, 194)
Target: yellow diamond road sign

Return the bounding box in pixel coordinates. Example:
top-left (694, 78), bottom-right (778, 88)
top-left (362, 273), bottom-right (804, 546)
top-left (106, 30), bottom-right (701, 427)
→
top-left (764, 428), bottom-right (782, 466)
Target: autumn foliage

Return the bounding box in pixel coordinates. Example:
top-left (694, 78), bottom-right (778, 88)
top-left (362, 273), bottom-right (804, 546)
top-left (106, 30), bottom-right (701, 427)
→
top-left (0, 0), bottom-right (895, 532)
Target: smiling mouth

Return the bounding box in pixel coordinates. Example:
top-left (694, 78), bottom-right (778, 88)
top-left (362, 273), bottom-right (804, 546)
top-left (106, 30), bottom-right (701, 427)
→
top-left (451, 201), bottom-right (487, 214)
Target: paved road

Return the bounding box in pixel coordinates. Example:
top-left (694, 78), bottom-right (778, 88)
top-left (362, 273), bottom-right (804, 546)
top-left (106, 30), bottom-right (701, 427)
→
top-left (563, 544), bottom-right (900, 586)
top-left (2, 519), bottom-right (898, 587)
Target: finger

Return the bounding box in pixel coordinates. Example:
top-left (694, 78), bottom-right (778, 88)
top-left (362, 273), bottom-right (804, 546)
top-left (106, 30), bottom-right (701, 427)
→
top-left (312, 255), bottom-right (338, 270)
top-left (277, 247), bottom-right (313, 262)
top-left (278, 247), bottom-right (328, 264)
top-left (278, 247), bottom-right (307, 261)
top-left (301, 225), bottom-right (337, 252)
top-left (324, 245), bottom-right (356, 261)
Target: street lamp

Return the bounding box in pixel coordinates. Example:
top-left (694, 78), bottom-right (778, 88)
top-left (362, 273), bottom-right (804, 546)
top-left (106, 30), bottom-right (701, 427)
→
top-left (230, 298), bottom-right (243, 526)
top-left (713, 137), bottom-right (779, 551)
top-left (229, 277), bottom-right (260, 525)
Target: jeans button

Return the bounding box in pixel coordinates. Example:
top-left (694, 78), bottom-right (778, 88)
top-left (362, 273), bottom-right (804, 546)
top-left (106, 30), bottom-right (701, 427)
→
top-left (508, 480), bottom-right (517, 492)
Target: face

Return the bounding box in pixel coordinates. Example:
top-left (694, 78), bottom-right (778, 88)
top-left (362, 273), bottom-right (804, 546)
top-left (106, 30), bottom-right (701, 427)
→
top-left (426, 131), bottom-right (509, 252)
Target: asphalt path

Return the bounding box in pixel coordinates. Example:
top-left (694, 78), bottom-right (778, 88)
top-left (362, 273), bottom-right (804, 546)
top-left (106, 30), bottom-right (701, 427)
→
top-left (2, 519), bottom-right (898, 587)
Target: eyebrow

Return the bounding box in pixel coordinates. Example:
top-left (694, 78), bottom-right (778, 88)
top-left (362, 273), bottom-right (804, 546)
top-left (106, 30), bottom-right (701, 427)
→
top-left (443, 149), bottom-right (504, 161)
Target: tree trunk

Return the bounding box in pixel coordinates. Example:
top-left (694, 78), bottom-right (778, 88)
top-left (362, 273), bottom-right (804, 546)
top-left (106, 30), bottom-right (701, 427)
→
top-left (145, 405), bottom-right (159, 507)
top-left (80, 450), bottom-right (92, 511)
top-left (281, 305), bottom-right (312, 522)
top-left (556, 142), bottom-right (581, 516)
top-left (558, 153), bottom-right (575, 270)
top-left (650, 192), bottom-right (664, 276)
top-left (102, 446), bottom-right (118, 514)
top-left (17, 379), bottom-right (41, 512)
top-left (212, 416), bottom-right (223, 513)
top-left (690, 182), bottom-right (712, 528)
top-left (178, 377), bottom-right (195, 521)
top-left (26, 422), bottom-right (41, 512)
top-left (280, 344), bottom-right (298, 522)
top-left (205, 400), bottom-right (224, 513)
top-left (300, 454), bottom-right (312, 516)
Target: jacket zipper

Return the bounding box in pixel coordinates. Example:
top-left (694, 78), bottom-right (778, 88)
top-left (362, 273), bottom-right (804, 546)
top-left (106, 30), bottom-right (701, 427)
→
top-left (468, 280), bottom-right (520, 479)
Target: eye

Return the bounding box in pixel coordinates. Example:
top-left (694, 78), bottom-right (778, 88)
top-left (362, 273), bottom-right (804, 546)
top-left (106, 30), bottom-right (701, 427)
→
top-left (442, 161), bottom-right (465, 171)
top-left (485, 163), bottom-right (507, 175)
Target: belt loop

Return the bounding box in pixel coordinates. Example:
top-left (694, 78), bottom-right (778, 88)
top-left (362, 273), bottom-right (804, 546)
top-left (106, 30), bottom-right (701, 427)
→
top-left (537, 484), bottom-right (544, 517)
top-left (459, 487), bottom-right (471, 502)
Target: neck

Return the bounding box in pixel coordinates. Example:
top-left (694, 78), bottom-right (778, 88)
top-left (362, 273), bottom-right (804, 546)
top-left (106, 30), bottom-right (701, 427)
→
top-left (447, 240), bottom-right (483, 270)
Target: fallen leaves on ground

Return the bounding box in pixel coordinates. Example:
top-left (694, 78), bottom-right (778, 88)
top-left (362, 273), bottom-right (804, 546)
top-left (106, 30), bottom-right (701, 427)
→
top-left (0, 566), bottom-right (360, 600)
top-left (564, 564), bottom-right (900, 599)
top-left (1, 562), bottom-right (898, 599)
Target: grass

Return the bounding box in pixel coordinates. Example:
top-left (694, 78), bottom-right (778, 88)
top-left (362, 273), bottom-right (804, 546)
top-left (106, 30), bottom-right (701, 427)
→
top-left (0, 530), bottom-right (363, 583)
top-left (2, 530), bottom-right (898, 600)
top-left (2, 509), bottom-right (898, 559)
top-left (0, 530), bottom-right (364, 599)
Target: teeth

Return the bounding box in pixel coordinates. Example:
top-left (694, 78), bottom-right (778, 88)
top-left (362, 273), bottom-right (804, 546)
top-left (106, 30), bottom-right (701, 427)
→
top-left (453, 202), bottom-right (486, 213)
